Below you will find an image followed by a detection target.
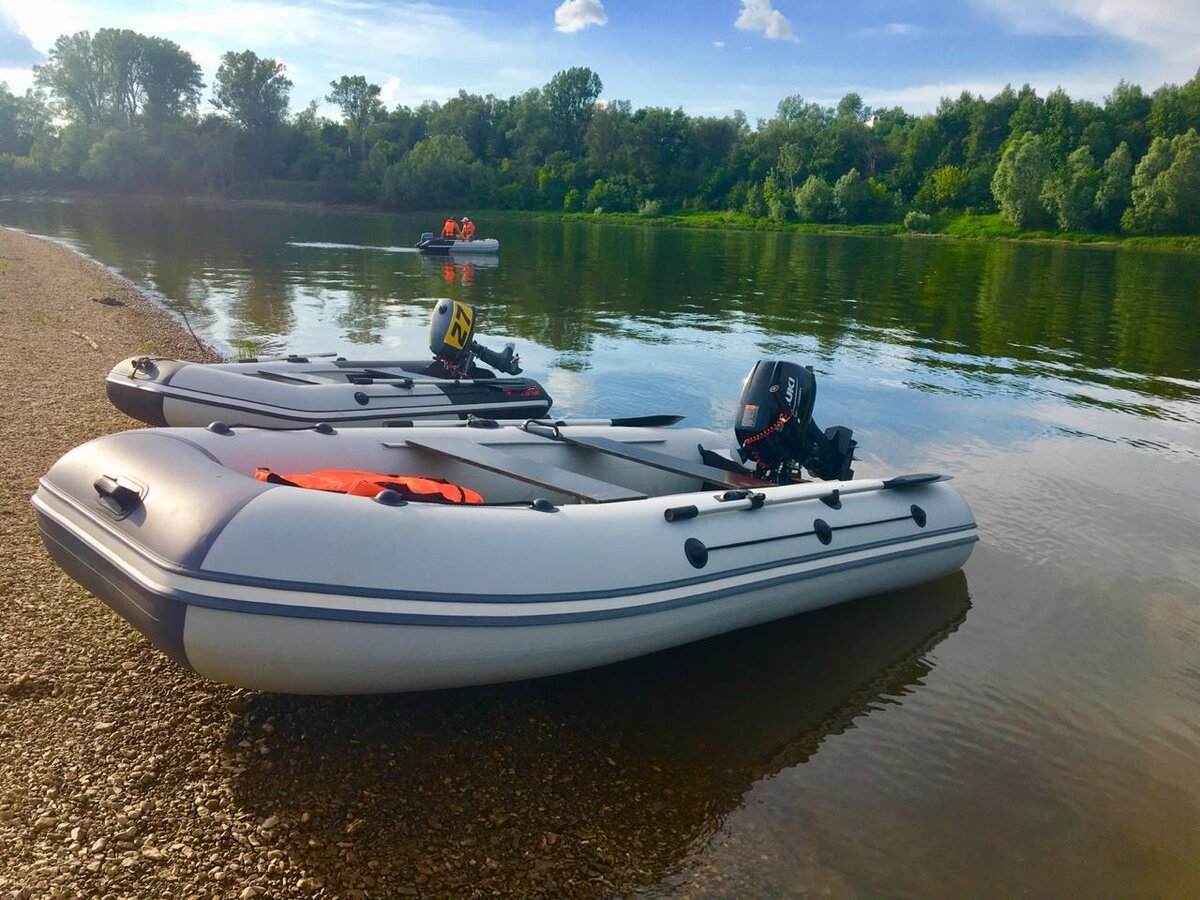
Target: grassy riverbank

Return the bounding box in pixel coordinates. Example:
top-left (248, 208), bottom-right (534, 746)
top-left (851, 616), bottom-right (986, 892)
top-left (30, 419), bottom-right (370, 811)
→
top-left (13, 190), bottom-right (1200, 252)
top-left (515, 209), bottom-right (1200, 252)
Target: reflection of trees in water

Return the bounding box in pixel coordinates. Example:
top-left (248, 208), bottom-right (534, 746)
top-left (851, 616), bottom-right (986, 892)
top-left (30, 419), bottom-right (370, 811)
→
top-left (974, 242), bottom-right (1115, 363)
top-left (487, 223), bottom-right (1198, 396)
top-left (3, 200), bottom-right (1195, 392)
top-left (967, 243), bottom-right (1200, 397)
top-left (1111, 251), bottom-right (1200, 386)
top-left (225, 575), bottom-right (970, 897)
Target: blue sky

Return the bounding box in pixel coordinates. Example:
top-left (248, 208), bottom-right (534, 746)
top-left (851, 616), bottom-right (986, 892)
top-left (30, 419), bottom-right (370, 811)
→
top-left (1, 1), bottom-right (1197, 121)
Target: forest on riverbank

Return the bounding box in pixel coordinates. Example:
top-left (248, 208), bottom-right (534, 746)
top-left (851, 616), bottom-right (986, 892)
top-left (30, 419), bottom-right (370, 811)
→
top-left (3, 28), bottom-right (1200, 238)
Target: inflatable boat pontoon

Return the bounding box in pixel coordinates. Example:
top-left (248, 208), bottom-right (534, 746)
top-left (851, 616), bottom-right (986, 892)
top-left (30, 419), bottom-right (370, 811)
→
top-left (35, 361), bottom-right (977, 694)
top-left (416, 232), bottom-right (499, 254)
top-left (106, 301), bottom-right (551, 427)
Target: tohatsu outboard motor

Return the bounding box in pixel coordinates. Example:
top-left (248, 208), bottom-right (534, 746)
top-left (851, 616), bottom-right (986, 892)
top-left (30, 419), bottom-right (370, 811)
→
top-left (428, 299), bottom-right (522, 377)
top-left (734, 360), bottom-right (857, 483)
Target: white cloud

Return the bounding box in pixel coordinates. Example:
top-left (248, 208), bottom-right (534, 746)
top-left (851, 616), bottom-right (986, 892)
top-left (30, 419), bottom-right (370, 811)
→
top-left (379, 75), bottom-right (402, 107)
top-left (0, 64), bottom-right (34, 91)
top-left (0, 0), bottom-right (541, 111)
top-left (853, 72), bottom-right (1140, 114)
top-left (735, 0), bottom-right (796, 42)
top-left (977, 0), bottom-right (1200, 62)
top-left (857, 22), bottom-right (920, 37)
top-left (554, 0), bottom-right (607, 34)
top-left (714, 40), bottom-right (726, 48)
top-left (858, 79), bottom-right (1018, 111)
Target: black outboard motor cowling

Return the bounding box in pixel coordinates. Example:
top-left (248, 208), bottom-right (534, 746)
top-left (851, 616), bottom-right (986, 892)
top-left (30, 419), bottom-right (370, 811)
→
top-left (735, 361), bottom-right (815, 471)
top-left (735, 360), bottom-right (856, 483)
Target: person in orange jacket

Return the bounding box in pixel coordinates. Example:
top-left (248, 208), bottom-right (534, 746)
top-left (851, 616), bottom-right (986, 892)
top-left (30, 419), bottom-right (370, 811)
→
top-left (459, 217), bottom-right (476, 240)
top-left (441, 216), bottom-right (458, 239)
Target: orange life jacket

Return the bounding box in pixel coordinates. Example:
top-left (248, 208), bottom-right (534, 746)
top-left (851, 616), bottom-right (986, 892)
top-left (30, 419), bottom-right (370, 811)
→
top-left (441, 218), bottom-right (458, 239)
top-left (461, 221), bottom-right (475, 240)
top-left (255, 467), bottom-right (483, 504)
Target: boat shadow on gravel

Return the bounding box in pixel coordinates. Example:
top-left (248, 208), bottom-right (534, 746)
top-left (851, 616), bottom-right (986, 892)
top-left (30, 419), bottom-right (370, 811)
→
top-left (225, 573), bottom-right (971, 897)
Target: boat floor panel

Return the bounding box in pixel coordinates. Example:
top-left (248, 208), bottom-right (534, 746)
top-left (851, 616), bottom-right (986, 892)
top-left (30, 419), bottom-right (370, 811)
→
top-left (400, 437), bottom-right (648, 503)
top-left (549, 434), bottom-right (768, 490)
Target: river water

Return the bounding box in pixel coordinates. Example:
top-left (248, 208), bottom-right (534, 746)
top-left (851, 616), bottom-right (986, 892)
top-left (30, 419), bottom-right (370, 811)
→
top-left (4, 198), bottom-right (1198, 896)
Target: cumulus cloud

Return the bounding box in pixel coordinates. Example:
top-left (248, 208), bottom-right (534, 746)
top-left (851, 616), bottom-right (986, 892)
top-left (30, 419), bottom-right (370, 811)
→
top-left (554, 0), bottom-right (607, 34)
top-left (735, 0), bottom-right (796, 41)
top-left (379, 75), bottom-right (402, 107)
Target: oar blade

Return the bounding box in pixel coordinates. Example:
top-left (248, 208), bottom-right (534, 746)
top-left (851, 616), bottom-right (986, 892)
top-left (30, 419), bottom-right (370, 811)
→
top-left (881, 473), bottom-right (951, 489)
top-left (606, 414), bottom-right (685, 427)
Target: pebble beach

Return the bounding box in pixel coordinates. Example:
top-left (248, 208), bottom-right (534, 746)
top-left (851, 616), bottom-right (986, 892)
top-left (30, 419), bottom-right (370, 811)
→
top-left (0, 227), bottom-right (739, 899)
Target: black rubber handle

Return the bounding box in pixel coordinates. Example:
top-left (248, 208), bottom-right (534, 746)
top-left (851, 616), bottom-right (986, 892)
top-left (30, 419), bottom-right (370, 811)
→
top-left (94, 475), bottom-right (141, 516)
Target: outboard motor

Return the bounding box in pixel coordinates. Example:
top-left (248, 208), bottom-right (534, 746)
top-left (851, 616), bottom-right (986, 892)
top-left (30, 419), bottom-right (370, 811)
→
top-left (734, 360), bottom-right (856, 483)
top-left (428, 299), bottom-right (523, 376)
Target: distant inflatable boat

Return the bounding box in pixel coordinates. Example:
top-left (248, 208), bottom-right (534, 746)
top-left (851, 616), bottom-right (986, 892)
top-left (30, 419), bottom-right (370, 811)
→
top-left (416, 232), bottom-right (499, 254)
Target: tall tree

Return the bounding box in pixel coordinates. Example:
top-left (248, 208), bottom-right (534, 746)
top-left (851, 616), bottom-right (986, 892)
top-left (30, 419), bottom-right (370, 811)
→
top-left (428, 90), bottom-right (502, 162)
top-left (140, 36), bottom-right (203, 121)
top-left (92, 29), bottom-right (142, 125)
top-left (326, 75), bottom-right (382, 160)
top-left (1093, 142), bottom-right (1132, 231)
top-left (381, 134), bottom-right (480, 208)
top-left (1042, 146), bottom-right (1099, 231)
top-left (1122, 129), bottom-right (1200, 234)
top-left (212, 50), bottom-right (291, 130)
top-left (0, 83), bottom-right (52, 155)
top-left (542, 67), bottom-right (602, 156)
top-left (992, 132), bottom-right (1052, 228)
top-left (1104, 80), bottom-right (1152, 160)
top-left (1041, 88), bottom-right (1077, 160)
top-left (585, 99), bottom-right (633, 175)
top-left (629, 106), bottom-right (689, 196)
top-left (34, 29), bottom-right (201, 127)
top-left (34, 32), bottom-right (106, 126)
top-left (794, 174), bottom-right (835, 222)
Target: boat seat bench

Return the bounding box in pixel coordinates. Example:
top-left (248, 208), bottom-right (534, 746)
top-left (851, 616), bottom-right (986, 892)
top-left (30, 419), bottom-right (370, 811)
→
top-left (537, 433), bottom-right (769, 490)
top-left (396, 437), bottom-right (648, 503)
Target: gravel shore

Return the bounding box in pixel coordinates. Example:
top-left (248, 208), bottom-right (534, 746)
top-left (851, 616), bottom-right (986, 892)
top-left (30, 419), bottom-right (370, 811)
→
top-left (0, 228), bottom-right (738, 899)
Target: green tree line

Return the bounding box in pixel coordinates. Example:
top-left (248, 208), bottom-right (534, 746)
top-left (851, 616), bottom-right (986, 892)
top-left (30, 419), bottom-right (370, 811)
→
top-left (3, 27), bottom-right (1200, 235)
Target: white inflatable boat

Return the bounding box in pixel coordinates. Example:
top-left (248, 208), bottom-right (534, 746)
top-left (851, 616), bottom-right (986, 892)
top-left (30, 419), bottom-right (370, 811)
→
top-left (416, 233), bottom-right (499, 254)
top-left (106, 301), bottom-right (551, 427)
top-left (35, 361), bottom-right (977, 694)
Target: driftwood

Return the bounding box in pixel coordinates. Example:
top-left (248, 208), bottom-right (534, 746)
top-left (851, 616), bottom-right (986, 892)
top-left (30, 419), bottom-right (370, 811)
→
top-left (70, 329), bottom-right (100, 350)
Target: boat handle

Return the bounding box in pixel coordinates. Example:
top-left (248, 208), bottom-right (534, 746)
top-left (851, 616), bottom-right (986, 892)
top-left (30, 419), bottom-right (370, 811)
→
top-left (94, 475), bottom-right (143, 518)
top-left (521, 420), bottom-right (561, 439)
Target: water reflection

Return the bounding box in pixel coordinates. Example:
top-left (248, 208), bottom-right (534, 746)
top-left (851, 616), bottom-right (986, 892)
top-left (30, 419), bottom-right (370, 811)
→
top-left (3, 200), bottom-right (1197, 398)
top-left (224, 576), bottom-right (969, 896)
top-left (419, 254), bottom-right (499, 289)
